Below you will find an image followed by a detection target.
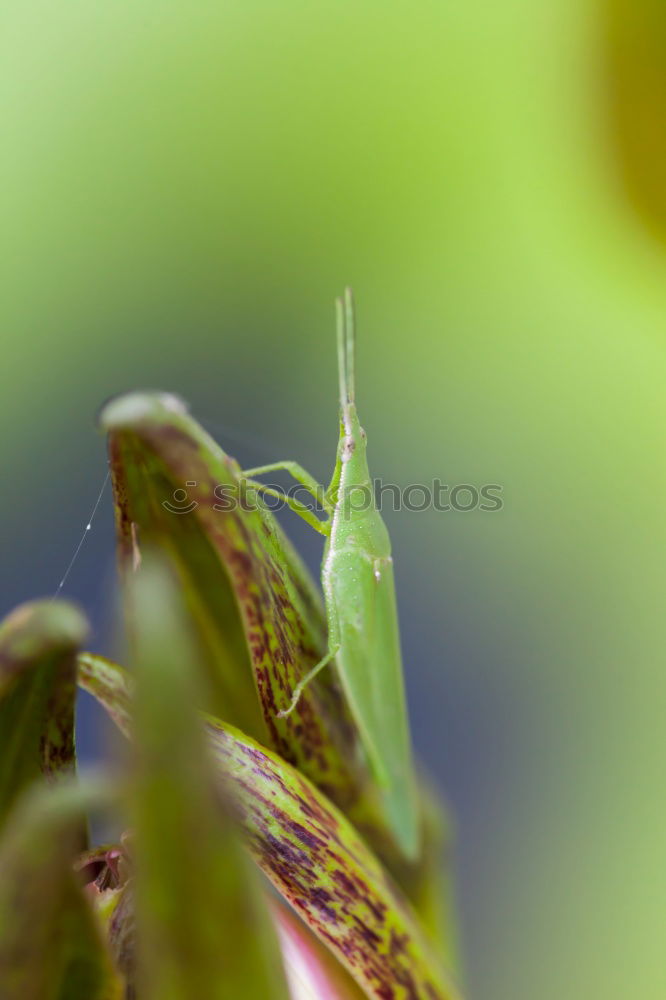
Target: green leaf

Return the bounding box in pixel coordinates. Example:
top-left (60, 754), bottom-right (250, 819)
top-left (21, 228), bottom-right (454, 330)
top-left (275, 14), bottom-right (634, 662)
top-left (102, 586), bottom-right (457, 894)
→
top-left (0, 600), bottom-right (87, 825)
top-left (78, 651), bottom-right (463, 1000)
top-left (128, 554), bottom-right (291, 1000)
top-left (408, 780), bottom-right (461, 975)
top-left (0, 779), bottom-right (122, 1000)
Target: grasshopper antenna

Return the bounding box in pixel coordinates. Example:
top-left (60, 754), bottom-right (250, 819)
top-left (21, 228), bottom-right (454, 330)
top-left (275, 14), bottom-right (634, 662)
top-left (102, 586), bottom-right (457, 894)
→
top-left (336, 295), bottom-right (348, 409)
top-left (344, 287), bottom-right (356, 404)
top-left (52, 466), bottom-right (111, 600)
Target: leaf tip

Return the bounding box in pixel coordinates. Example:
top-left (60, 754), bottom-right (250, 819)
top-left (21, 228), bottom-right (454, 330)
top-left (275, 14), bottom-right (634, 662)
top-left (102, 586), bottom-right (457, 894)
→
top-left (0, 600), bottom-right (89, 663)
top-left (98, 391), bottom-right (189, 432)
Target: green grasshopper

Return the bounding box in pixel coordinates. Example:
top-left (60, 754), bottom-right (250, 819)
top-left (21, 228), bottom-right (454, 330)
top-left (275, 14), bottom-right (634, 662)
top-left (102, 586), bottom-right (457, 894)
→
top-left (243, 290), bottom-right (419, 858)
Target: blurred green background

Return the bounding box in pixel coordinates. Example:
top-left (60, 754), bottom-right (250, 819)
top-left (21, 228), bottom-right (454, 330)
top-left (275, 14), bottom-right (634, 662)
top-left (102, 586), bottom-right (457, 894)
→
top-left (1, 1), bottom-right (665, 997)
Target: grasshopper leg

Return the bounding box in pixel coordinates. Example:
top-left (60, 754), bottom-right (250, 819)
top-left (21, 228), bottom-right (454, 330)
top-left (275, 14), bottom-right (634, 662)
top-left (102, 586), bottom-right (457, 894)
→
top-left (242, 461), bottom-right (331, 512)
top-left (240, 478), bottom-right (330, 536)
top-left (277, 644), bottom-right (341, 718)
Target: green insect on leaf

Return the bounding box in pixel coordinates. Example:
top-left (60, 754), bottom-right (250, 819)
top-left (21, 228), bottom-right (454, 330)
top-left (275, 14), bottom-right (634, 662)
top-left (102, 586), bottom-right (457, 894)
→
top-left (243, 289), bottom-right (420, 859)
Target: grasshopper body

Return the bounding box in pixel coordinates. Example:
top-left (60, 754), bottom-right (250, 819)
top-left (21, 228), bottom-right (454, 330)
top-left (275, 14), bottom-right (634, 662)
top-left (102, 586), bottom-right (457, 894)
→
top-left (244, 291), bottom-right (419, 858)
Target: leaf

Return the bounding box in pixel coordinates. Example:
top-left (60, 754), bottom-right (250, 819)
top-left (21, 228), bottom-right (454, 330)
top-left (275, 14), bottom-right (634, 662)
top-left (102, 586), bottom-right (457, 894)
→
top-left (85, 869), bottom-right (366, 1000)
top-left (103, 882), bottom-right (135, 990)
top-left (407, 779), bottom-right (461, 975)
top-left (78, 652), bottom-right (132, 738)
top-left (75, 664), bottom-right (458, 967)
top-left (205, 715), bottom-right (461, 1000)
top-left (78, 651), bottom-right (463, 1000)
top-left (76, 847), bottom-right (135, 990)
top-left (79, 662), bottom-right (457, 968)
top-left (99, 392), bottom-right (383, 833)
top-left (0, 779), bottom-right (122, 1000)
top-left (0, 600), bottom-right (88, 825)
top-left (128, 554), bottom-right (291, 1000)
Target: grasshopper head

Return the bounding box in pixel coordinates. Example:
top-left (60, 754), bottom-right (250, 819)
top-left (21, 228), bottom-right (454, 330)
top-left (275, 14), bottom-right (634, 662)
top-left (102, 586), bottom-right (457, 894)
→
top-left (339, 402), bottom-right (368, 464)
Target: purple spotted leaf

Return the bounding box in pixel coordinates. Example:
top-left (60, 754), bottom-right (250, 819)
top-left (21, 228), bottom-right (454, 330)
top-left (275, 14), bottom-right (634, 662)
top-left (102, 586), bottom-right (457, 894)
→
top-left (78, 650), bottom-right (462, 1000)
top-left (82, 863), bottom-right (369, 1000)
top-left (0, 600), bottom-right (88, 825)
top-left (77, 654), bottom-right (456, 965)
top-left (205, 715), bottom-right (461, 1000)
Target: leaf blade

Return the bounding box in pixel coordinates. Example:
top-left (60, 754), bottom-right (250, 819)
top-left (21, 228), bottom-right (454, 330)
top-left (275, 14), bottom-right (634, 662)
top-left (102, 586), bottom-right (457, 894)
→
top-left (129, 554), bottom-right (291, 1000)
top-left (0, 780), bottom-right (122, 1000)
top-left (0, 600), bottom-right (88, 825)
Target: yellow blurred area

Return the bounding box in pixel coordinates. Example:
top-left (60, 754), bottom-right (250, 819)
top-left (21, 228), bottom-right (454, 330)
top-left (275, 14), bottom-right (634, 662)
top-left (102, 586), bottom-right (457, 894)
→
top-left (604, 0), bottom-right (666, 238)
top-left (1, 2), bottom-right (665, 998)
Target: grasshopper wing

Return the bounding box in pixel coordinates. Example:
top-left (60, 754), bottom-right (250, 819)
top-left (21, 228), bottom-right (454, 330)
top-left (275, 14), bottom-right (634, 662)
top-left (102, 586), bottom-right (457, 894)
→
top-left (327, 549), bottom-right (419, 858)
